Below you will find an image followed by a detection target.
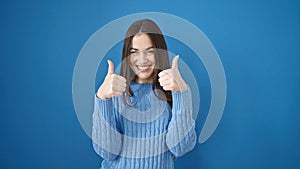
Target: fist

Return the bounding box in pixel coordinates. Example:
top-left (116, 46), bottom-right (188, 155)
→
top-left (96, 60), bottom-right (127, 99)
top-left (158, 55), bottom-right (188, 92)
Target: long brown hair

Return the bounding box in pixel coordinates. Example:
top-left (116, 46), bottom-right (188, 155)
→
top-left (120, 19), bottom-right (172, 108)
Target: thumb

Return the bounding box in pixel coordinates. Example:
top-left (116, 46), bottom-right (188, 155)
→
top-left (107, 60), bottom-right (114, 75)
top-left (172, 55), bottom-right (179, 70)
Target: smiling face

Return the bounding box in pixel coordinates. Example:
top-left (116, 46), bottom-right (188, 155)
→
top-left (129, 33), bottom-right (156, 84)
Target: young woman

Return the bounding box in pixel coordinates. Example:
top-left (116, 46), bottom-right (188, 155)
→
top-left (92, 19), bottom-right (196, 169)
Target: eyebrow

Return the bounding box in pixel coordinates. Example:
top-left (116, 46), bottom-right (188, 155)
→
top-left (130, 47), bottom-right (154, 51)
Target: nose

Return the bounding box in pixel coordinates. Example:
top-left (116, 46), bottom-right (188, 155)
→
top-left (138, 52), bottom-right (148, 64)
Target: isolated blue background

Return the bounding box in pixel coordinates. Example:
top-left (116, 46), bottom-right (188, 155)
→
top-left (1, 0), bottom-right (300, 169)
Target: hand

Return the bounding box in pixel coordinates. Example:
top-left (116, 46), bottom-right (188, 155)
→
top-left (96, 60), bottom-right (127, 99)
top-left (158, 55), bottom-right (188, 92)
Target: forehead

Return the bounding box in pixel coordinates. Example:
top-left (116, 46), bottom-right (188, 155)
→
top-left (131, 33), bottom-right (153, 50)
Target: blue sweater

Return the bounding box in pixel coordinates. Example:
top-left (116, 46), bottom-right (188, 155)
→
top-left (92, 82), bottom-right (196, 169)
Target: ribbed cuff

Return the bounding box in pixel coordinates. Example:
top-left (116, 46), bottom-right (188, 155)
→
top-left (95, 94), bottom-right (113, 116)
top-left (171, 87), bottom-right (192, 116)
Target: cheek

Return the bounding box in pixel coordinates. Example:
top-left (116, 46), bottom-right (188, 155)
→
top-left (149, 56), bottom-right (156, 65)
top-left (129, 57), bottom-right (137, 72)
top-left (129, 57), bottom-right (135, 66)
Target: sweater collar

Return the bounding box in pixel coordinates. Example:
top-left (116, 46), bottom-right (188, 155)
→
top-left (130, 81), bottom-right (152, 93)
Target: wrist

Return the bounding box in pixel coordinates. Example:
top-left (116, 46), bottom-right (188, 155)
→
top-left (96, 89), bottom-right (108, 99)
top-left (175, 82), bottom-right (188, 92)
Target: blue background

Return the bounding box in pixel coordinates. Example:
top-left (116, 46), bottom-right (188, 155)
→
top-left (1, 0), bottom-right (300, 169)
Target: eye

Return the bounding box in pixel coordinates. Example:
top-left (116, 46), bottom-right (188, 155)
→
top-left (146, 50), bottom-right (154, 56)
top-left (130, 51), bottom-right (139, 57)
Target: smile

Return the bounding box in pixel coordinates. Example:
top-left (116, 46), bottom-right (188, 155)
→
top-left (136, 65), bottom-right (153, 71)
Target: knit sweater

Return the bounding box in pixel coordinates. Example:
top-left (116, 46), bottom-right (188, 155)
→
top-left (92, 81), bottom-right (196, 169)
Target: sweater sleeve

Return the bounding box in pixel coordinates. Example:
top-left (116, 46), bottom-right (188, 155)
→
top-left (166, 87), bottom-right (197, 157)
top-left (92, 95), bottom-right (123, 160)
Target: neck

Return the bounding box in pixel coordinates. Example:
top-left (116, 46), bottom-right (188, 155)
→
top-left (135, 79), bottom-right (153, 84)
top-left (135, 76), bottom-right (153, 84)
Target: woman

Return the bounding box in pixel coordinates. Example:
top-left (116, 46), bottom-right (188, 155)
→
top-left (92, 19), bottom-right (196, 169)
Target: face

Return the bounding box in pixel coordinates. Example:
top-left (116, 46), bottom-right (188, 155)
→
top-left (129, 33), bottom-right (156, 84)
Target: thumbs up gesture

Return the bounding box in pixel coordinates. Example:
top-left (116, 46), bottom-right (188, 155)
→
top-left (158, 55), bottom-right (188, 92)
top-left (96, 60), bottom-right (127, 99)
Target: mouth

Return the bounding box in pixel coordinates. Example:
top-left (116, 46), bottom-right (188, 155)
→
top-left (136, 65), bottom-right (153, 72)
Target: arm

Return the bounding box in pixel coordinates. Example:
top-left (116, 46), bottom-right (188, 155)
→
top-left (158, 56), bottom-right (196, 157)
top-left (92, 95), bottom-right (123, 160)
top-left (92, 60), bottom-right (126, 160)
top-left (166, 87), bottom-right (197, 157)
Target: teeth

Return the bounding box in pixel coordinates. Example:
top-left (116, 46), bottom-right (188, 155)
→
top-left (137, 65), bottom-right (150, 70)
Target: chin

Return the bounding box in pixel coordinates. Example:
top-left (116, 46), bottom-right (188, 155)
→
top-left (135, 72), bottom-right (154, 83)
